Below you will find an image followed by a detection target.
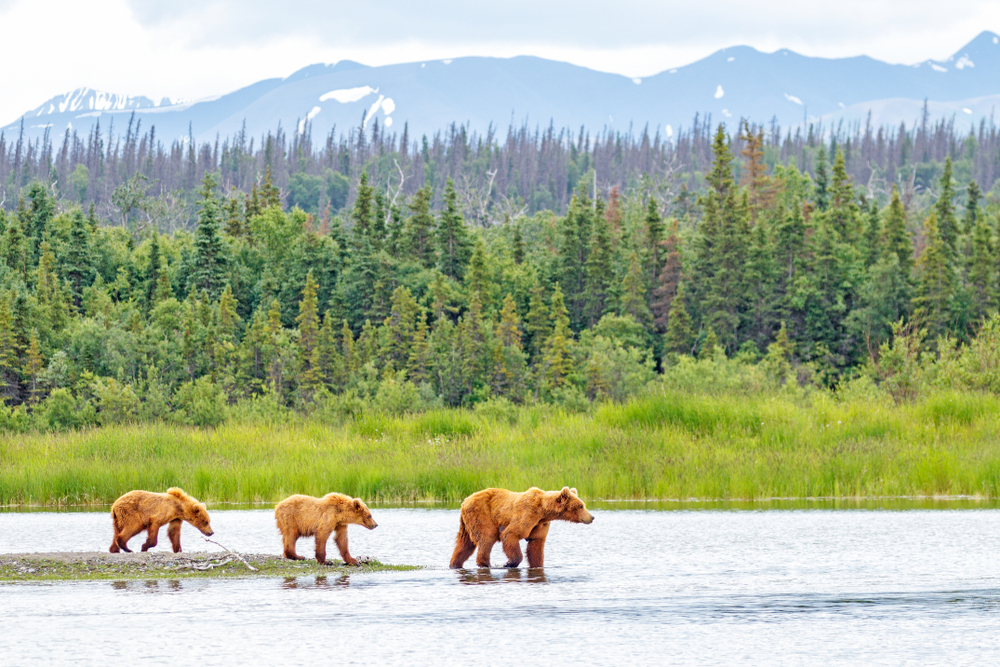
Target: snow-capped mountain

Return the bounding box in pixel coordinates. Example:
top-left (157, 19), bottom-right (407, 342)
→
top-left (6, 31), bottom-right (1000, 144)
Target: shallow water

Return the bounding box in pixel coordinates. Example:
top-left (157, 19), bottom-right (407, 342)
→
top-left (3, 508), bottom-right (1000, 665)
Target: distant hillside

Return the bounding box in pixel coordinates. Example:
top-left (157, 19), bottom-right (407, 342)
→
top-left (6, 31), bottom-right (1000, 144)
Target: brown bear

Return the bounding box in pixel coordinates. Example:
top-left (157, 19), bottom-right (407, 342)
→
top-left (274, 493), bottom-right (378, 565)
top-left (449, 486), bottom-right (594, 569)
top-left (108, 487), bottom-right (214, 553)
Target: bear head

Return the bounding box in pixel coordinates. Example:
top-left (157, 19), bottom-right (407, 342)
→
top-left (546, 487), bottom-right (594, 524)
top-left (350, 498), bottom-right (378, 530)
top-left (184, 502), bottom-right (214, 536)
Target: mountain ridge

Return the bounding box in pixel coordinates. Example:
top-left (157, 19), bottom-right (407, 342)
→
top-left (6, 31), bottom-right (999, 144)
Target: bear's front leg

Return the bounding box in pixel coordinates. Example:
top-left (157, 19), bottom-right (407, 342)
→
top-left (167, 519), bottom-right (183, 553)
top-left (335, 525), bottom-right (358, 565)
top-left (501, 533), bottom-right (523, 568)
top-left (141, 523), bottom-right (160, 551)
top-left (525, 521), bottom-right (550, 568)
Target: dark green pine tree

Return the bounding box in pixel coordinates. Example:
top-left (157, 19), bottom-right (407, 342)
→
top-left (744, 216), bottom-right (778, 349)
top-left (145, 232), bottom-right (163, 311)
top-left (645, 196), bottom-right (664, 280)
top-left (405, 184), bottom-right (436, 268)
top-left (583, 198), bottom-right (614, 328)
top-left (557, 194), bottom-right (591, 329)
top-left (690, 125), bottom-right (749, 351)
top-left (663, 281), bottom-right (695, 355)
top-left (813, 147), bottom-right (829, 212)
top-left (934, 157), bottom-right (959, 261)
top-left (967, 212), bottom-right (997, 322)
top-left (63, 209), bottom-right (95, 309)
top-left (862, 199), bottom-right (882, 268)
top-left (189, 173), bottom-right (228, 300)
top-left (963, 180), bottom-right (982, 235)
top-left (826, 149), bottom-right (859, 242)
top-left (512, 222), bottom-right (525, 265)
top-left (912, 211), bottom-right (955, 342)
top-left (2, 209), bottom-right (28, 280)
top-left (25, 181), bottom-right (55, 266)
top-left (371, 186), bottom-right (387, 251)
top-left (351, 171), bottom-right (374, 249)
top-left (436, 178), bottom-right (472, 280)
top-left (883, 185), bottom-right (912, 279)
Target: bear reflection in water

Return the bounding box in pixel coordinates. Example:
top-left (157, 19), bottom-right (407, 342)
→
top-left (282, 574), bottom-right (351, 589)
top-left (457, 568), bottom-right (548, 585)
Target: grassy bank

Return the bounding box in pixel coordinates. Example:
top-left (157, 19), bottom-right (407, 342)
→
top-left (3, 388), bottom-right (1000, 505)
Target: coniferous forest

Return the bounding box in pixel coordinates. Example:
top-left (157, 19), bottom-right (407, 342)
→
top-left (2, 113), bottom-right (1000, 431)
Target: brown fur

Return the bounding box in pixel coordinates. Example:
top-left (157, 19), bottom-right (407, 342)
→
top-left (449, 486), bottom-right (594, 569)
top-left (109, 487), bottom-right (213, 553)
top-left (274, 493), bottom-right (378, 564)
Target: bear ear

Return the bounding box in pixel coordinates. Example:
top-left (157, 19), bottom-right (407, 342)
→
top-left (570, 488), bottom-right (578, 496)
top-left (559, 486), bottom-right (570, 500)
top-left (353, 499), bottom-right (362, 511)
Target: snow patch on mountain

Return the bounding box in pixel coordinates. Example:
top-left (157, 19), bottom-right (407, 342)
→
top-left (320, 86), bottom-right (376, 103)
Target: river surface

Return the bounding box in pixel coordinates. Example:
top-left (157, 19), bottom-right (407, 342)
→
top-left (2, 507), bottom-right (1000, 665)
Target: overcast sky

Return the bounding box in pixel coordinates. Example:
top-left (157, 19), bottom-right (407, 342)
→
top-left (1, 0), bottom-right (998, 123)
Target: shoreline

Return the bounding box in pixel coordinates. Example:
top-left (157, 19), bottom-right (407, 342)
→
top-left (0, 552), bottom-right (419, 582)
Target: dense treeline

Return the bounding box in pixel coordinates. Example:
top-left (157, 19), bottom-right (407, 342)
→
top-left (2, 107), bottom-right (999, 229)
top-left (1, 117), bottom-right (1000, 431)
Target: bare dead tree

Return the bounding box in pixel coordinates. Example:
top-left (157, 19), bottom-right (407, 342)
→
top-left (456, 169), bottom-right (497, 227)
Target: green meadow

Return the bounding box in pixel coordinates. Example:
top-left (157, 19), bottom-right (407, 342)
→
top-left (4, 386), bottom-right (1000, 506)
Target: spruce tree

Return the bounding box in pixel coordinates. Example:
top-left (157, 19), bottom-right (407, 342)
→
top-left (296, 271), bottom-right (321, 401)
top-left (540, 284), bottom-right (572, 390)
top-left (963, 180), bottom-right (982, 235)
top-left (935, 157), bottom-right (959, 260)
top-left (62, 210), bottom-right (94, 310)
top-left (967, 214), bottom-right (997, 321)
top-left (814, 148), bottom-right (829, 212)
top-left (663, 282), bottom-right (694, 355)
top-left (524, 286), bottom-right (550, 362)
top-left (619, 251), bottom-right (654, 329)
top-left (2, 212), bottom-right (27, 280)
top-left (883, 186), bottom-right (912, 278)
top-left (190, 173), bottom-right (228, 300)
top-left (862, 199), bottom-right (881, 268)
top-left (645, 196), bottom-right (664, 279)
top-left (145, 232), bottom-right (162, 311)
top-left (466, 238), bottom-right (491, 311)
top-left (405, 185), bottom-right (436, 268)
top-left (583, 199), bottom-right (613, 327)
top-left (912, 212), bottom-right (955, 341)
top-left (351, 171), bottom-right (374, 248)
top-left (699, 327), bottom-right (720, 360)
top-left (436, 179), bottom-right (472, 280)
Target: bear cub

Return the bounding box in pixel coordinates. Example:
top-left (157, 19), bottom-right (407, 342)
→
top-left (275, 493), bottom-right (378, 565)
top-left (109, 487), bottom-right (213, 553)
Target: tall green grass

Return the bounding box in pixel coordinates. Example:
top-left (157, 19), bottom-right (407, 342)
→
top-left (3, 388), bottom-right (1000, 505)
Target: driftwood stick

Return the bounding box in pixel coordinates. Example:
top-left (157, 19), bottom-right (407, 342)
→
top-left (201, 537), bottom-right (259, 572)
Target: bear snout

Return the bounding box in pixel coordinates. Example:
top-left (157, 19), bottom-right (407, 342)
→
top-left (202, 527), bottom-right (215, 536)
top-left (366, 521), bottom-right (378, 530)
top-left (581, 512), bottom-right (594, 524)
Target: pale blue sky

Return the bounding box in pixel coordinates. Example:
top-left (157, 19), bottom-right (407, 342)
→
top-left (1, 0), bottom-right (998, 123)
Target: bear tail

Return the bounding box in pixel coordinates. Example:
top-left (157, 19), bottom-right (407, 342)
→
top-left (449, 515), bottom-right (475, 569)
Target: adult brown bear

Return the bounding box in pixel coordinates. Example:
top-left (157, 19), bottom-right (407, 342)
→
top-left (109, 487), bottom-right (213, 553)
top-left (274, 493), bottom-right (378, 565)
top-left (449, 486), bottom-right (594, 568)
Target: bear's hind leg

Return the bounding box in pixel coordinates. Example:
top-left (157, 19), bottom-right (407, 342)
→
top-left (167, 520), bottom-right (183, 553)
top-left (141, 523), bottom-right (160, 551)
top-left (314, 529), bottom-right (331, 564)
top-left (475, 538), bottom-right (496, 568)
top-left (115, 521), bottom-right (143, 552)
top-left (334, 525), bottom-right (358, 565)
top-left (449, 517), bottom-right (476, 568)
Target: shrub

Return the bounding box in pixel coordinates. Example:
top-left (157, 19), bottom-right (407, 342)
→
top-left (171, 377), bottom-right (228, 427)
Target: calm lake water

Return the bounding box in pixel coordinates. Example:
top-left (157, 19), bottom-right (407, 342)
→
top-left (3, 507), bottom-right (1000, 665)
